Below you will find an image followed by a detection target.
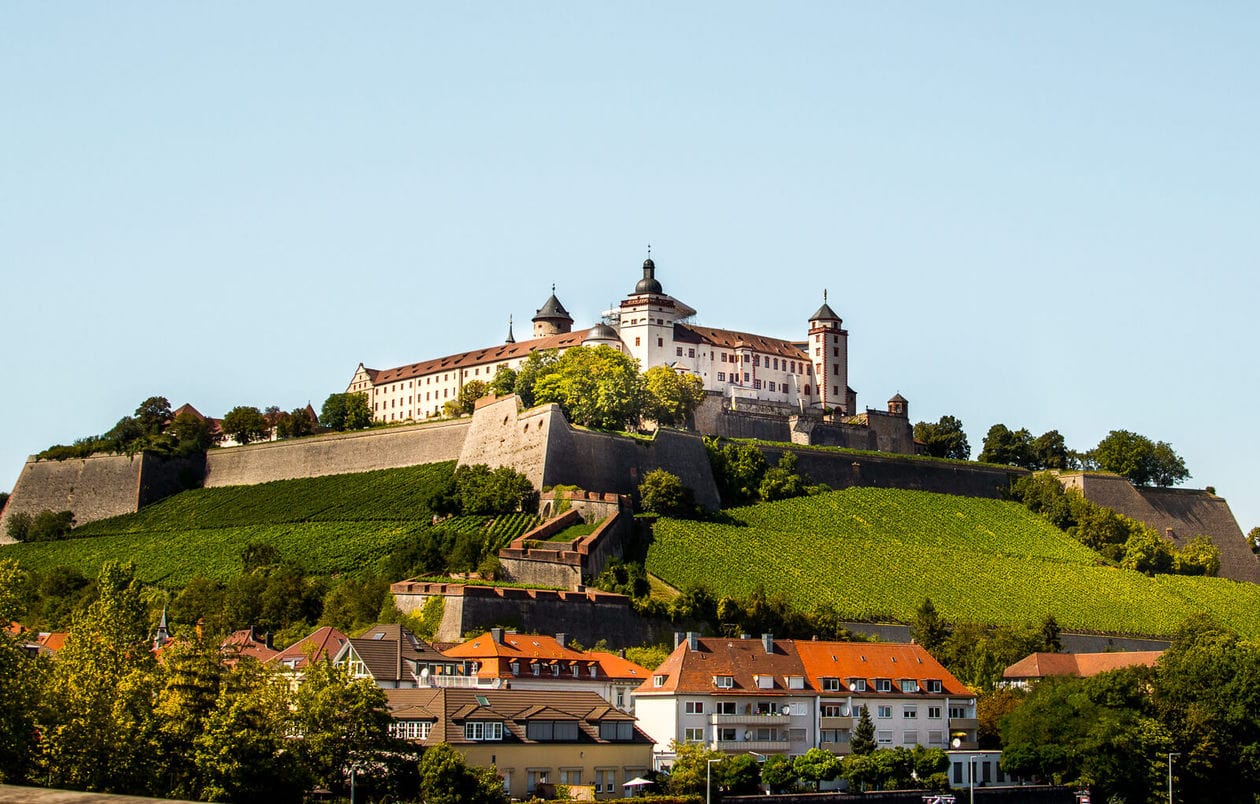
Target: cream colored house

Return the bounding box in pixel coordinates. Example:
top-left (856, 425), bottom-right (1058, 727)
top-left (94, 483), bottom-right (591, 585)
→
top-left (384, 687), bottom-right (654, 800)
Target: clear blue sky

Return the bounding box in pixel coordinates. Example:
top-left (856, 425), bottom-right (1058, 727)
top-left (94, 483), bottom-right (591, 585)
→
top-left (3, 4), bottom-right (1257, 532)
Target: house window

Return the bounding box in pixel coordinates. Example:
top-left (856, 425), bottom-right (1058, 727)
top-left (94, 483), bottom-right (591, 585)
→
top-left (877, 730), bottom-right (894, 746)
top-left (903, 731), bottom-right (919, 745)
top-left (768, 382), bottom-right (775, 392)
top-left (877, 706), bottom-right (892, 719)
top-left (928, 730), bottom-right (945, 746)
top-left (949, 705), bottom-right (968, 719)
top-left (389, 720), bottom-right (432, 740)
top-left (849, 678), bottom-right (867, 692)
top-left (713, 675), bottom-right (734, 689)
top-left (821, 704), bottom-right (846, 717)
top-left (900, 679), bottom-right (919, 693)
top-left (615, 688), bottom-right (626, 708)
top-left (595, 769), bottom-right (616, 794)
top-left (928, 706), bottom-right (942, 719)
top-left (755, 674), bottom-right (774, 689)
top-left (717, 372), bottom-right (726, 382)
top-left (904, 706), bottom-right (918, 719)
top-left (677, 347), bottom-right (684, 356)
top-left (821, 678), bottom-right (841, 692)
top-left (532, 664), bottom-right (541, 677)
top-left (755, 701), bottom-right (778, 715)
top-left (787, 675), bottom-right (805, 690)
top-left (876, 679), bottom-right (892, 693)
top-left (688, 348), bottom-right (695, 358)
top-left (925, 679), bottom-right (943, 693)
top-left (599, 721), bottom-right (634, 741)
top-left (589, 665), bottom-right (598, 678)
top-left (717, 701), bottom-right (737, 715)
top-left (510, 661), bottom-right (520, 676)
top-left (464, 721), bottom-right (503, 741)
top-left (527, 770), bottom-right (549, 795)
top-left (718, 727), bottom-right (737, 741)
top-left (683, 728), bottom-right (705, 743)
top-left (560, 769), bottom-right (582, 785)
top-left (654, 675), bottom-right (666, 687)
top-left (685, 701), bottom-right (705, 715)
top-left (526, 720), bottom-right (579, 741)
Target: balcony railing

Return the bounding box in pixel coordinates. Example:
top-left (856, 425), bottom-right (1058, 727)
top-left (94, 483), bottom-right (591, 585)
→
top-left (819, 716), bottom-right (854, 730)
top-left (709, 713), bottom-right (792, 725)
top-left (713, 739), bottom-right (790, 752)
top-left (819, 741), bottom-right (853, 755)
top-left (949, 717), bottom-right (979, 731)
top-left (422, 675), bottom-right (500, 689)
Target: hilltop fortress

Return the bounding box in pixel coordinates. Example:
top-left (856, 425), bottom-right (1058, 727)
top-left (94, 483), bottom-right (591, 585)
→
top-left (345, 257), bottom-right (913, 453)
top-left (2, 256), bottom-right (1255, 588)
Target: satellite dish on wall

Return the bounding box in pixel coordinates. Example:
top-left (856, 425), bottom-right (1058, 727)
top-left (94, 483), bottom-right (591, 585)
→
top-left (744, 730), bottom-right (752, 741)
top-left (781, 705), bottom-right (791, 716)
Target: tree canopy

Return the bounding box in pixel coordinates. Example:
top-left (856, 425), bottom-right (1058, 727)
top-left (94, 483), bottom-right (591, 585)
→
top-left (221, 406), bottom-right (269, 445)
top-left (1090, 429), bottom-right (1189, 487)
top-left (913, 415), bottom-right (970, 460)
top-left (532, 345), bottom-right (644, 429)
top-left (642, 365), bottom-right (706, 427)
top-left (320, 392), bottom-right (373, 431)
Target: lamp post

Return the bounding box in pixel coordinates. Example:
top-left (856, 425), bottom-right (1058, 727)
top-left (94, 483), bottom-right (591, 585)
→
top-left (706, 758), bottom-right (722, 804)
top-left (1167, 752), bottom-right (1180, 804)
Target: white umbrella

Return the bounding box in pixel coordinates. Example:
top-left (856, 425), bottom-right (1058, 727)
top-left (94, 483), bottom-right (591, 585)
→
top-left (623, 777), bottom-right (653, 787)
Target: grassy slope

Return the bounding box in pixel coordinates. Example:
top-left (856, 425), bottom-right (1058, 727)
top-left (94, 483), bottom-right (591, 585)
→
top-left (645, 486), bottom-right (1260, 638)
top-left (5, 462), bottom-right (538, 586)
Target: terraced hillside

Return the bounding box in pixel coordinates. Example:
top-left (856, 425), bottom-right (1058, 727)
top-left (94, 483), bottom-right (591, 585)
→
top-left (5, 462), bottom-right (539, 585)
top-left (646, 487), bottom-right (1260, 638)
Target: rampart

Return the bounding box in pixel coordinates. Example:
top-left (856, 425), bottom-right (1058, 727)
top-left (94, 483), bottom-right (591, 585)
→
top-left (694, 394), bottom-right (918, 454)
top-left (203, 419), bottom-right (468, 487)
top-left (389, 580), bottom-right (653, 646)
top-left (1061, 472), bottom-right (1260, 584)
top-left (499, 491), bottom-right (634, 588)
top-left (0, 452), bottom-right (201, 542)
top-left (757, 445), bottom-right (1028, 499)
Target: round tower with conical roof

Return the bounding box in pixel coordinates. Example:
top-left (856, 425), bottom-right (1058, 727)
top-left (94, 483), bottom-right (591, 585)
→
top-left (532, 285), bottom-right (573, 337)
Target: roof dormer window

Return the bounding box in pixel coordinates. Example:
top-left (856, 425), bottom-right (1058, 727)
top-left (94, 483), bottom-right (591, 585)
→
top-left (849, 678), bottom-right (867, 692)
top-left (876, 678), bottom-right (892, 693)
top-left (714, 675), bottom-right (734, 689)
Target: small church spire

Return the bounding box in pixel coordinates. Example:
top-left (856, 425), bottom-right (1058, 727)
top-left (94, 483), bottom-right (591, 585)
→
top-left (505, 315), bottom-right (515, 344)
top-left (154, 606), bottom-right (170, 650)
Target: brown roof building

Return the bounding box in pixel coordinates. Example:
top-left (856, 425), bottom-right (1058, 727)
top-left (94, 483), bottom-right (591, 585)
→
top-left (383, 687), bottom-right (653, 799)
top-left (441, 628), bottom-right (650, 711)
top-left (333, 623), bottom-right (471, 688)
top-left (1002, 650), bottom-right (1164, 688)
top-left (634, 633), bottom-right (976, 760)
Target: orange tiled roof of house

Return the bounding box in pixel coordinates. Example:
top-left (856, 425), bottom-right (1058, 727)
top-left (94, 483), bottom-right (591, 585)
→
top-left (368, 329), bottom-right (594, 386)
top-left (442, 630), bottom-right (651, 682)
top-left (38, 632), bottom-right (69, 653)
top-left (1003, 651), bottom-right (1163, 681)
top-left (220, 627), bottom-right (279, 666)
top-left (794, 639), bottom-right (970, 696)
top-left (634, 635), bottom-right (810, 696)
top-left (267, 625), bottom-right (349, 671)
top-left (587, 650), bottom-right (651, 683)
top-left (637, 635), bottom-right (970, 697)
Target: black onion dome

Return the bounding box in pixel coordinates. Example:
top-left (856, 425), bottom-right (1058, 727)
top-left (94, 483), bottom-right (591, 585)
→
top-left (635, 258), bottom-right (663, 294)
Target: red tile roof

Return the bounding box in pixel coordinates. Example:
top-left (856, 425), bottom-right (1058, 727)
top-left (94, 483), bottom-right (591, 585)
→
top-left (267, 626), bottom-right (349, 670)
top-left (368, 329), bottom-right (594, 386)
top-left (1003, 651), bottom-right (1163, 681)
top-left (441, 631), bottom-right (650, 682)
top-left (636, 637), bottom-right (970, 697)
top-left (680, 325), bottom-right (810, 361)
top-left (220, 628), bottom-right (279, 666)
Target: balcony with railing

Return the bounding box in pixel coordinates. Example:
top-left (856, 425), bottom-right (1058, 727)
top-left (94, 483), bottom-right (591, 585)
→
top-left (709, 712), bottom-right (792, 725)
top-left (713, 739), bottom-right (790, 752)
top-left (819, 716), bottom-right (854, 730)
top-left (421, 675), bottom-right (501, 689)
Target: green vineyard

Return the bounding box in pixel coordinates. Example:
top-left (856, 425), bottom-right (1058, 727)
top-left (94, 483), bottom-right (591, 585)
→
top-left (646, 486), bottom-right (1260, 638)
top-left (7, 462), bottom-right (540, 585)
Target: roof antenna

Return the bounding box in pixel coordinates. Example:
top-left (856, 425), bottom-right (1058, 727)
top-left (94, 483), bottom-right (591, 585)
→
top-left (824, 288), bottom-right (828, 302)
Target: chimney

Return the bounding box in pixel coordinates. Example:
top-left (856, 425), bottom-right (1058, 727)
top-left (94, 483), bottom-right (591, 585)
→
top-left (491, 627), bottom-right (504, 644)
top-left (687, 632), bottom-right (700, 651)
top-left (675, 631), bottom-right (685, 648)
top-left (740, 633), bottom-right (751, 640)
top-left (556, 632), bottom-right (567, 649)
top-left (762, 633), bottom-right (774, 655)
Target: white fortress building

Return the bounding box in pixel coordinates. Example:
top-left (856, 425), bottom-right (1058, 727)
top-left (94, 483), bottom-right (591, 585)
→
top-left (347, 257), bottom-right (866, 424)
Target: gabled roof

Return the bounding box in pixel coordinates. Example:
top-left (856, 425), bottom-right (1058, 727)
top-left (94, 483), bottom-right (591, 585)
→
top-left (636, 636), bottom-right (810, 695)
top-left (267, 625), bottom-right (349, 670)
top-left (1003, 651), bottom-right (1163, 681)
top-left (637, 637), bottom-right (970, 697)
top-left (679, 325), bottom-right (809, 361)
top-left (220, 628), bottom-right (279, 666)
top-left (795, 640), bottom-right (970, 696)
top-left (366, 329), bottom-right (593, 387)
top-left (339, 623), bottom-right (463, 684)
top-left (442, 631), bottom-right (650, 681)
top-left (383, 688), bottom-right (655, 746)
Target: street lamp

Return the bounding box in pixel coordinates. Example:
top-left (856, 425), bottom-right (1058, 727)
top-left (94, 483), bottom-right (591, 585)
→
top-left (1167, 752), bottom-right (1180, 804)
top-left (706, 758), bottom-right (722, 804)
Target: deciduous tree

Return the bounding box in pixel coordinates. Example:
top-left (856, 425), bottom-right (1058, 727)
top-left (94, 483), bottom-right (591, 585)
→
top-left (1091, 429), bottom-right (1189, 487)
top-left (913, 415), bottom-right (970, 460)
top-left (221, 406), bottom-right (269, 445)
top-left (533, 345), bottom-right (644, 429)
top-left (417, 742), bottom-right (507, 804)
top-left (643, 365), bottom-right (706, 427)
top-left (639, 469), bottom-right (697, 518)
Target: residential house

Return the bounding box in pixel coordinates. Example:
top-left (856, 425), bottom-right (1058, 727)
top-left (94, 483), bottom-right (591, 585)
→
top-left (1001, 651), bottom-right (1164, 689)
top-left (267, 625), bottom-right (349, 678)
top-left (333, 623), bottom-right (471, 688)
top-left (633, 633), bottom-right (976, 764)
top-left (220, 626), bottom-right (280, 667)
top-left (441, 628), bottom-right (650, 711)
top-left (383, 687), bottom-right (654, 800)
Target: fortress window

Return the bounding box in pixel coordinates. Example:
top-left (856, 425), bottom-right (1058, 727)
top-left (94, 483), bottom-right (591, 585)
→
top-left (833, 386), bottom-right (839, 396)
top-left (720, 353), bottom-right (727, 362)
top-left (815, 347), bottom-right (821, 356)
top-left (768, 382), bottom-right (775, 392)
top-left (635, 337), bottom-right (641, 346)
top-left (834, 347), bottom-right (840, 357)
top-left (804, 384), bottom-right (811, 395)
top-left (657, 338), bottom-right (663, 347)
top-left (676, 347), bottom-right (683, 356)
top-left (833, 364), bottom-right (839, 375)
top-left (688, 348), bottom-right (695, 358)
top-left (753, 380), bottom-right (762, 390)
top-left (717, 372), bottom-right (726, 382)
top-left (743, 373), bottom-right (749, 382)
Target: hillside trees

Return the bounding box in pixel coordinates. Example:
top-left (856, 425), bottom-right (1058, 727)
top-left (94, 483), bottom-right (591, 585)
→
top-left (0, 560), bottom-right (42, 784)
top-left (979, 425), bottom-right (1073, 470)
top-left (417, 743), bottom-right (507, 804)
top-left (221, 406), bottom-right (269, 445)
top-left (1091, 429), bottom-right (1189, 487)
top-left (913, 415), bottom-right (970, 460)
top-left (638, 469), bottom-right (697, 518)
top-left (446, 380), bottom-right (489, 417)
top-left (320, 392), bottom-right (372, 431)
top-left (642, 365), bottom-right (706, 427)
top-left (533, 345), bottom-right (644, 429)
